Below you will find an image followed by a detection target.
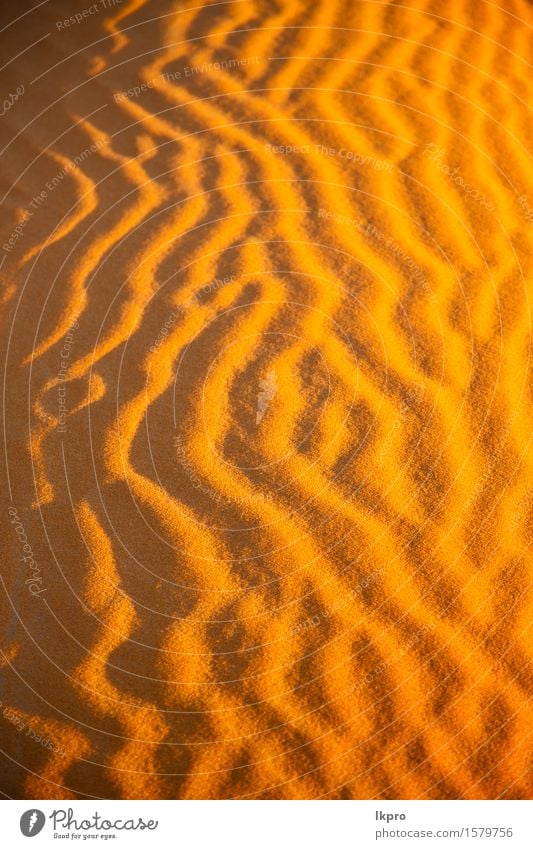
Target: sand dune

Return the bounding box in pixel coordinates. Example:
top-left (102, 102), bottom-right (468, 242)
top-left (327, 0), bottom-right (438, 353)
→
top-left (0, 0), bottom-right (532, 799)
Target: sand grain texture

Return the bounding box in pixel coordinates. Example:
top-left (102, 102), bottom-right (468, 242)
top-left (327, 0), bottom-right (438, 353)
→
top-left (0, 0), bottom-right (532, 799)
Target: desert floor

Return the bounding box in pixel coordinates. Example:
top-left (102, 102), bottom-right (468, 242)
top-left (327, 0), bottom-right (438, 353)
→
top-left (0, 0), bottom-right (532, 799)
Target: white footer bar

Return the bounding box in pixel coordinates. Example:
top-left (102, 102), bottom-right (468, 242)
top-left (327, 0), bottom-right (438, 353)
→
top-left (3, 800), bottom-right (532, 848)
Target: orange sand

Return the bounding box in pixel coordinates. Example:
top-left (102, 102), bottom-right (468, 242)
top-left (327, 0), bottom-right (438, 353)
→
top-left (0, 0), bottom-right (532, 800)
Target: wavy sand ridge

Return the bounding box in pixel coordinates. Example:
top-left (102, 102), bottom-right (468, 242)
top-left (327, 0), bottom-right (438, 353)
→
top-left (0, 0), bottom-right (532, 799)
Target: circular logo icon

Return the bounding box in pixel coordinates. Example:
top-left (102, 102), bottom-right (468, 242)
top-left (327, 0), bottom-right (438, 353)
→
top-left (20, 810), bottom-right (46, 837)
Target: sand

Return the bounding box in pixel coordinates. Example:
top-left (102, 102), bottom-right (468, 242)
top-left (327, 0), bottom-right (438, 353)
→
top-left (0, 0), bottom-right (532, 800)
